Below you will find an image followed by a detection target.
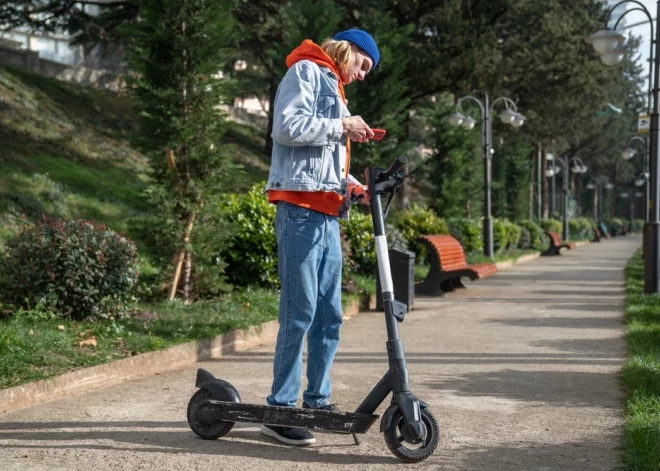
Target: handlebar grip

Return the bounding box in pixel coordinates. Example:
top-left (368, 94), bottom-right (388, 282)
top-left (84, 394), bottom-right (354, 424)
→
top-left (384, 156), bottom-right (408, 176)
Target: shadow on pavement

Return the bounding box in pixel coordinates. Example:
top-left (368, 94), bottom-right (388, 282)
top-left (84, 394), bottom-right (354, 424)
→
top-left (429, 369), bottom-right (620, 407)
top-left (0, 422), bottom-right (397, 465)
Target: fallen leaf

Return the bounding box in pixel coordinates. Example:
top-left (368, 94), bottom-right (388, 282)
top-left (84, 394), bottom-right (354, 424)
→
top-left (28, 329), bottom-right (34, 336)
top-left (57, 325), bottom-right (65, 331)
top-left (79, 336), bottom-right (97, 348)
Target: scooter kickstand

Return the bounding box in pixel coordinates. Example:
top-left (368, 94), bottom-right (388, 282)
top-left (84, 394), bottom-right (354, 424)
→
top-left (352, 433), bottom-right (361, 445)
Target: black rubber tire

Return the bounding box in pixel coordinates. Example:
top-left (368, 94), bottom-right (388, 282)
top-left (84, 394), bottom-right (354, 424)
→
top-left (187, 388), bottom-right (235, 440)
top-left (383, 407), bottom-right (439, 463)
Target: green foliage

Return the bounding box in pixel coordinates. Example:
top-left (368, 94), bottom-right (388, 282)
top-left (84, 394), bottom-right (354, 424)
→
top-left (0, 218), bottom-right (138, 319)
top-left (447, 218), bottom-right (483, 255)
top-left (395, 203), bottom-right (448, 262)
top-left (492, 218), bottom-right (508, 253)
top-left (605, 217), bottom-right (626, 236)
top-left (518, 220), bottom-right (546, 250)
top-left (126, 0), bottom-right (239, 300)
top-left (631, 219), bottom-right (645, 233)
top-left (569, 217), bottom-right (595, 240)
top-left (416, 94), bottom-right (483, 219)
top-left (538, 218), bottom-right (562, 235)
top-left (505, 219), bottom-right (522, 250)
top-left (340, 211), bottom-right (376, 275)
top-left (220, 183), bottom-right (277, 287)
top-left (492, 137), bottom-right (533, 221)
top-left (517, 226), bottom-right (531, 250)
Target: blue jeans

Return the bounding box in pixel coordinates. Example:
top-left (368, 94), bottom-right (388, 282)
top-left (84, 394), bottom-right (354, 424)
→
top-left (266, 201), bottom-right (343, 408)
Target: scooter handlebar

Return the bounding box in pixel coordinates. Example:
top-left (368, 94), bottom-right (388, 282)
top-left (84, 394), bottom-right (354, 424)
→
top-left (382, 156), bottom-right (408, 178)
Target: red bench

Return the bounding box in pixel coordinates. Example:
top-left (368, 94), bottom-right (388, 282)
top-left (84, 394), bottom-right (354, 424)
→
top-left (542, 231), bottom-right (576, 256)
top-left (415, 235), bottom-right (497, 296)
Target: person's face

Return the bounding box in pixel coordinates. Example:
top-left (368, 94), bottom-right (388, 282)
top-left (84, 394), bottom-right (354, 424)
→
top-left (340, 46), bottom-right (373, 85)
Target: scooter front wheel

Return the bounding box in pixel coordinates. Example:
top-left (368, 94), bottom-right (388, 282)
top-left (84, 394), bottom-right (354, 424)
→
top-left (187, 388), bottom-right (235, 440)
top-left (383, 407), bottom-right (439, 463)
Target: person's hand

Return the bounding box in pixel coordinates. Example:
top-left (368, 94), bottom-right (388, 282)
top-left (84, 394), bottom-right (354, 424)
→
top-left (342, 116), bottom-right (374, 143)
top-left (347, 182), bottom-right (370, 205)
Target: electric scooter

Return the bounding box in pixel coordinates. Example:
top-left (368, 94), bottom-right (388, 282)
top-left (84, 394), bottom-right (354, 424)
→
top-left (186, 156), bottom-right (439, 463)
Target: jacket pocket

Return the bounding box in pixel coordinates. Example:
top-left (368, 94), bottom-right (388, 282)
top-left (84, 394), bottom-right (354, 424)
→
top-left (316, 95), bottom-right (336, 118)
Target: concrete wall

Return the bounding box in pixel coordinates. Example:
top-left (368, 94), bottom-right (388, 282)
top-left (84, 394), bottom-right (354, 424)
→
top-left (0, 44), bottom-right (123, 91)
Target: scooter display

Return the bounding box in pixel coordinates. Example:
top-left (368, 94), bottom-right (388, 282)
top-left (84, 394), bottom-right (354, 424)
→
top-left (186, 156), bottom-right (439, 463)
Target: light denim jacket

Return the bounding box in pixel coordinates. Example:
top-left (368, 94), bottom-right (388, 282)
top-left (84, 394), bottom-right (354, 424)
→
top-left (265, 60), bottom-right (360, 201)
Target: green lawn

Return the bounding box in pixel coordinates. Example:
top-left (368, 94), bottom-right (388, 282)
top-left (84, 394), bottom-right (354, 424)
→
top-left (0, 273), bottom-right (376, 390)
top-left (620, 251), bottom-right (660, 469)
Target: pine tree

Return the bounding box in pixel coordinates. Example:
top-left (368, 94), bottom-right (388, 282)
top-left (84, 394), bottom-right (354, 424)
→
top-left (127, 0), bottom-right (238, 302)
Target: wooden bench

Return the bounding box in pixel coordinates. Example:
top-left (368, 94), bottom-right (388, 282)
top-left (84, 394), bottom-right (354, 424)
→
top-left (591, 226), bottom-right (602, 243)
top-left (541, 231), bottom-right (576, 256)
top-left (415, 235), bottom-right (497, 296)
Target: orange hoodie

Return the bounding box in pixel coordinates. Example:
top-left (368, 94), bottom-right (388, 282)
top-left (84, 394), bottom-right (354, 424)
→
top-left (268, 40), bottom-right (350, 217)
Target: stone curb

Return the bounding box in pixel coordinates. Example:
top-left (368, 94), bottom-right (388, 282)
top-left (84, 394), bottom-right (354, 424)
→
top-left (494, 252), bottom-right (541, 270)
top-left (0, 295), bottom-right (376, 414)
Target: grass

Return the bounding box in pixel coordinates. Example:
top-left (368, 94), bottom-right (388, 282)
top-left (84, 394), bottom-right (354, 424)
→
top-left (620, 251), bottom-right (660, 470)
top-left (0, 66), bottom-right (269, 248)
top-left (0, 277), bottom-right (376, 390)
top-left (0, 289), bottom-right (279, 389)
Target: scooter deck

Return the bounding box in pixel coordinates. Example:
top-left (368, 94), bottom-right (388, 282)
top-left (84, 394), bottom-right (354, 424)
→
top-left (197, 400), bottom-right (379, 434)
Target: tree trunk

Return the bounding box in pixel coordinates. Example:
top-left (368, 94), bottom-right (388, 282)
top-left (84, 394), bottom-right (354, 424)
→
top-left (168, 213), bottom-right (196, 301)
top-left (542, 149), bottom-right (549, 218)
top-left (183, 249), bottom-right (193, 305)
top-left (529, 147), bottom-right (535, 219)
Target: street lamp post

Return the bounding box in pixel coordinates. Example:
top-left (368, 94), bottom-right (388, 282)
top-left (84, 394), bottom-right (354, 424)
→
top-left (586, 177), bottom-right (615, 224)
top-left (546, 156), bottom-right (588, 240)
top-left (448, 93), bottom-right (526, 258)
top-left (622, 135), bottom-right (650, 221)
top-left (621, 188), bottom-right (645, 230)
top-left (545, 153), bottom-right (561, 216)
top-left (588, 0), bottom-right (660, 293)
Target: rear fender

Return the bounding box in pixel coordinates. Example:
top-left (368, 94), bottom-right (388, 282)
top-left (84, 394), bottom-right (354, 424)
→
top-left (194, 368), bottom-right (241, 403)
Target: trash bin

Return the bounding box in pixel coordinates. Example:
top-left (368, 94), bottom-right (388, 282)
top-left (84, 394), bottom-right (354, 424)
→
top-left (376, 248), bottom-right (415, 312)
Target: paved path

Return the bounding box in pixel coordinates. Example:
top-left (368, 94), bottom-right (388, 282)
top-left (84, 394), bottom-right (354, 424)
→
top-left (0, 236), bottom-right (640, 470)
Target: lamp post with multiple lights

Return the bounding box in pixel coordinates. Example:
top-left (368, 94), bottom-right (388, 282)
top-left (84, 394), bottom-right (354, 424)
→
top-left (448, 94), bottom-right (526, 258)
top-left (622, 135), bottom-right (650, 221)
top-left (588, 0), bottom-right (660, 293)
top-left (545, 156), bottom-right (588, 240)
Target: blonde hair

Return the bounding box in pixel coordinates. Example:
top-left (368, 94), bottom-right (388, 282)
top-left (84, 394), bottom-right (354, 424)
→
top-left (321, 38), bottom-right (354, 72)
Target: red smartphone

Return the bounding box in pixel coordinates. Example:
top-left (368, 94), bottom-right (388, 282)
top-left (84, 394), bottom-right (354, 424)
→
top-left (370, 128), bottom-right (387, 141)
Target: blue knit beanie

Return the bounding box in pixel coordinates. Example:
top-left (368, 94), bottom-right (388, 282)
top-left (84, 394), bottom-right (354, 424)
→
top-left (333, 29), bottom-right (380, 69)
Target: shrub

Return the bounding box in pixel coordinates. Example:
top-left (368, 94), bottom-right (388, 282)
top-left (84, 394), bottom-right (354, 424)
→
top-left (509, 222), bottom-right (523, 249)
top-left (492, 218), bottom-right (507, 253)
top-left (395, 204), bottom-right (448, 262)
top-left (632, 219), bottom-right (645, 232)
top-left (605, 218), bottom-right (626, 236)
top-left (494, 218), bottom-right (521, 251)
top-left (220, 183), bottom-right (278, 288)
top-left (446, 218), bottom-right (483, 255)
top-left (538, 218), bottom-right (562, 234)
top-left (569, 217), bottom-right (595, 240)
top-left (340, 210), bottom-right (376, 275)
top-left (0, 217), bottom-right (138, 319)
top-left (518, 220), bottom-right (546, 250)
top-left (518, 226), bottom-right (531, 249)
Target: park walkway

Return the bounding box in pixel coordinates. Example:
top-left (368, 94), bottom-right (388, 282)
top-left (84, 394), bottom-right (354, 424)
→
top-left (0, 236), bottom-right (640, 470)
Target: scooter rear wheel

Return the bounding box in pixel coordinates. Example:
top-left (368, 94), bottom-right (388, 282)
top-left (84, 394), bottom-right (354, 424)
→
top-left (383, 407), bottom-right (439, 463)
top-left (187, 388), bottom-right (235, 440)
